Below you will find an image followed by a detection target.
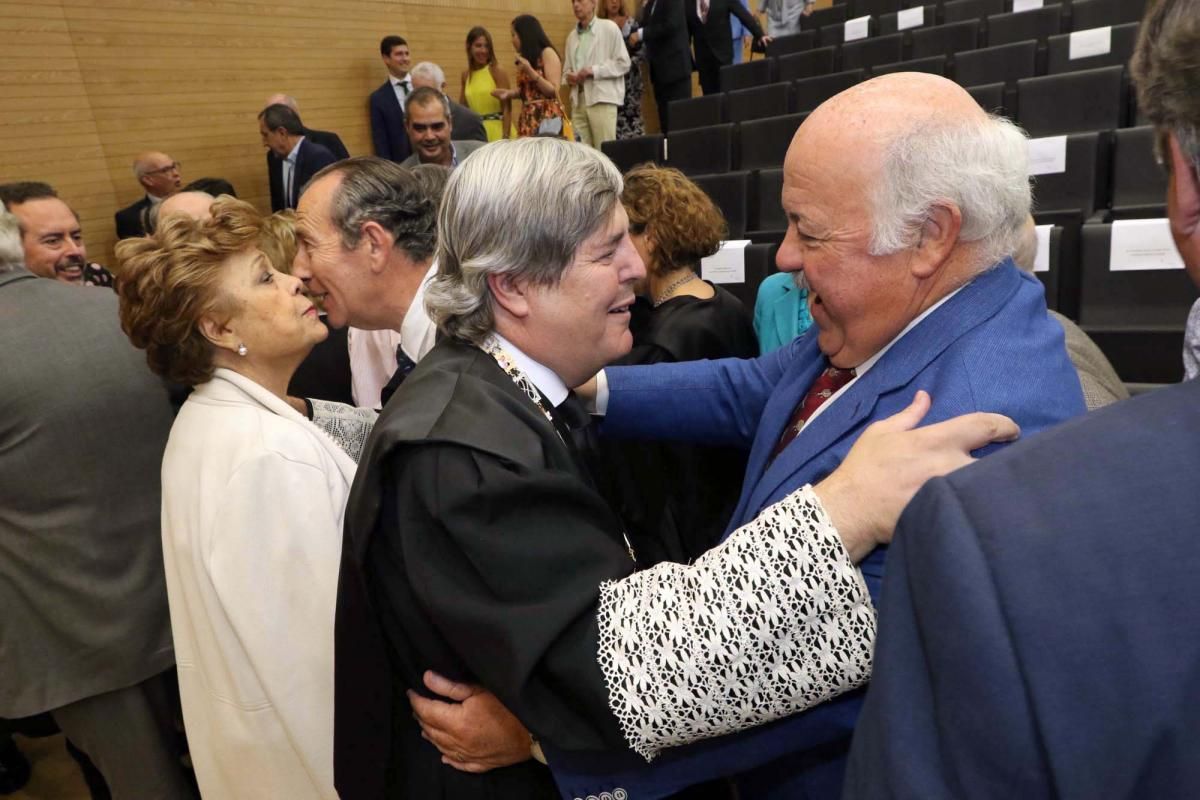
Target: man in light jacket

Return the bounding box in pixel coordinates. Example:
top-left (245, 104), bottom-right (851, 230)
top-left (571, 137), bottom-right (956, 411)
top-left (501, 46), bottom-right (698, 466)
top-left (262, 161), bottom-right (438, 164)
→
top-left (563, 0), bottom-right (631, 148)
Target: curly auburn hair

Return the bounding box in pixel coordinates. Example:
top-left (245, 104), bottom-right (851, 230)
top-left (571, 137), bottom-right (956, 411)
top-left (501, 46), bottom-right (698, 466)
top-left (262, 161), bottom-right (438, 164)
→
top-left (259, 210), bottom-right (298, 275)
top-left (620, 164), bottom-right (727, 277)
top-left (114, 196), bottom-right (264, 386)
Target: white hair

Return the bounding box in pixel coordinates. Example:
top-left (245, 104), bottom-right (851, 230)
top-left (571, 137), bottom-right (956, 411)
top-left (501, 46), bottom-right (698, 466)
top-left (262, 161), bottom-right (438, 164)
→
top-left (0, 209), bottom-right (23, 272)
top-left (869, 114), bottom-right (1031, 270)
top-left (410, 61), bottom-right (447, 89)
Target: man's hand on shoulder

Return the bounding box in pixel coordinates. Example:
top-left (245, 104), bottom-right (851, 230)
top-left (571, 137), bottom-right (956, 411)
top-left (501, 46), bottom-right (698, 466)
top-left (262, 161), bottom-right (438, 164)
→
top-left (813, 391), bottom-right (1019, 560)
top-left (408, 670), bottom-right (533, 774)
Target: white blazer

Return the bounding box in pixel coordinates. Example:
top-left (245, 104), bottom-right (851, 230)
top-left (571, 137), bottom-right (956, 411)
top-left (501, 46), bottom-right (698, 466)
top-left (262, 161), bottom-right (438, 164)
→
top-left (160, 369), bottom-right (356, 800)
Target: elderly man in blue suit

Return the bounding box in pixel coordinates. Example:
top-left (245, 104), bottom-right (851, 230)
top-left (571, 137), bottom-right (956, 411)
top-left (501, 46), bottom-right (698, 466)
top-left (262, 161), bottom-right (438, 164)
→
top-left (405, 72), bottom-right (1085, 799)
top-left (845, 2), bottom-right (1200, 797)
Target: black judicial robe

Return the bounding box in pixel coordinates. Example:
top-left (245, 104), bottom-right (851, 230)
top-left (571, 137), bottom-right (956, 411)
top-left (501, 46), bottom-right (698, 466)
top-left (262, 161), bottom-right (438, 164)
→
top-left (585, 285), bottom-right (759, 565)
top-left (334, 338), bottom-right (634, 800)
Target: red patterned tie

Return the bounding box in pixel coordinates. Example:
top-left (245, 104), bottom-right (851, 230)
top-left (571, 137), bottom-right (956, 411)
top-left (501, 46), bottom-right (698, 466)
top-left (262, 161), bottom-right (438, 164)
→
top-left (771, 364), bottom-right (857, 460)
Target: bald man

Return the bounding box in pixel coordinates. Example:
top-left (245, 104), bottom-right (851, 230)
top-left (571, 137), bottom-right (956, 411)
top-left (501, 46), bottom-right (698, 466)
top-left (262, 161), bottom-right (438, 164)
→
top-left (115, 151), bottom-right (182, 239)
top-left (152, 190), bottom-right (215, 227)
top-left (404, 72), bottom-right (1086, 800)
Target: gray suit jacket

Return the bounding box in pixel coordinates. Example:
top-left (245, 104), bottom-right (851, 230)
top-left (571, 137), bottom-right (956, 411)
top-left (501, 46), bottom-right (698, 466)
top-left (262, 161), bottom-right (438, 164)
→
top-left (1050, 310), bottom-right (1129, 411)
top-left (0, 270), bottom-right (176, 716)
top-left (449, 99), bottom-right (488, 142)
top-left (400, 139), bottom-right (486, 169)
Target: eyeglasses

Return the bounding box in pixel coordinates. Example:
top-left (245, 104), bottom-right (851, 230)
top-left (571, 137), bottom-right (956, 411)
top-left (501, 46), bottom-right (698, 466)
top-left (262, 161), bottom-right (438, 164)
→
top-left (143, 162), bottom-right (181, 177)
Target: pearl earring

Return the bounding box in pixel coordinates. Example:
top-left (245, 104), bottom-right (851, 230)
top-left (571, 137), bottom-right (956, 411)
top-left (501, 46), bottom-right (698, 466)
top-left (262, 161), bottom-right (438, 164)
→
top-left (237, 343), bottom-right (248, 357)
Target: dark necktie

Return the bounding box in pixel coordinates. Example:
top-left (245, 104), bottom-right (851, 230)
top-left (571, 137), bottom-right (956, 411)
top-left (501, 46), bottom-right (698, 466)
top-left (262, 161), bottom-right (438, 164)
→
top-left (771, 363), bottom-right (856, 460)
top-left (379, 345), bottom-right (417, 407)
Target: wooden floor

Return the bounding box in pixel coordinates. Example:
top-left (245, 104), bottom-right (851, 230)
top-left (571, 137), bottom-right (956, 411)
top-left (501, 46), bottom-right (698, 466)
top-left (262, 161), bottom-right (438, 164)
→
top-left (9, 735), bottom-right (90, 800)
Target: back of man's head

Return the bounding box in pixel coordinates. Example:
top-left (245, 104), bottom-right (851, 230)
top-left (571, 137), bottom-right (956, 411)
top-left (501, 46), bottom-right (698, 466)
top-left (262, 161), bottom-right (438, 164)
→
top-left (265, 93), bottom-right (299, 111)
top-left (259, 103), bottom-right (305, 135)
top-left (0, 181), bottom-right (57, 211)
top-left (309, 156), bottom-right (438, 264)
top-left (409, 62), bottom-right (447, 91)
top-left (0, 209), bottom-right (23, 271)
top-left (1132, 0), bottom-right (1200, 163)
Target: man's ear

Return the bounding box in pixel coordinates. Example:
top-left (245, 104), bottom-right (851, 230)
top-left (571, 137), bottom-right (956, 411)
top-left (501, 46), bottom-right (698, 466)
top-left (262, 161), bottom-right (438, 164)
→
top-left (487, 271), bottom-right (532, 319)
top-left (911, 202), bottom-right (962, 279)
top-left (198, 315), bottom-right (237, 351)
top-left (359, 221), bottom-right (395, 275)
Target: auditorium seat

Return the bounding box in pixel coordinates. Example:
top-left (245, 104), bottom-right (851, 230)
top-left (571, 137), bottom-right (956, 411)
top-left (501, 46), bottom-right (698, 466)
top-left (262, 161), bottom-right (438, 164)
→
top-left (954, 40), bottom-right (1038, 89)
top-left (1070, 0), bottom-right (1149, 31)
top-left (966, 82), bottom-right (1007, 116)
top-left (871, 54), bottom-right (948, 77)
top-left (1077, 221), bottom-right (1193, 383)
top-left (850, 0), bottom-right (903, 18)
top-left (748, 167), bottom-right (787, 244)
top-left (777, 46), bottom-right (839, 81)
top-left (807, 3), bottom-right (850, 30)
top-left (739, 113), bottom-right (809, 171)
top-left (1110, 126), bottom-right (1168, 220)
top-left (985, 5), bottom-right (1063, 47)
top-left (818, 20), bottom-right (878, 49)
top-left (879, 5), bottom-right (936, 34)
top-left (1046, 22), bottom-right (1139, 74)
top-left (668, 124), bottom-right (736, 175)
top-left (726, 243), bottom-right (780, 310)
top-left (767, 30), bottom-right (817, 57)
top-left (840, 32), bottom-right (906, 70)
top-left (601, 135), bottom-right (664, 174)
top-left (909, 19), bottom-right (980, 59)
top-left (1033, 224), bottom-right (1065, 312)
top-left (1030, 130), bottom-right (1111, 224)
top-left (720, 59), bottom-right (776, 93)
top-left (941, 0), bottom-right (1004, 24)
top-left (692, 171), bottom-right (753, 238)
top-left (793, 69), bottom-right (864, 113)
top-left (669, 95), bottom-right (725, 132)
top-left (1017, 65), bottom-right (1127, 136)
top-left (726, 82), bottom-right (794, 124)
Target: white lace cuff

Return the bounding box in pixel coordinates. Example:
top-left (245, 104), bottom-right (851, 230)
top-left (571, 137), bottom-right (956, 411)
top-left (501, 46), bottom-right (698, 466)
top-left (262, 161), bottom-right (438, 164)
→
top-left (596, 484), bottom-right (876, 761)
top-left (309, 399), bottom-right (377, 463)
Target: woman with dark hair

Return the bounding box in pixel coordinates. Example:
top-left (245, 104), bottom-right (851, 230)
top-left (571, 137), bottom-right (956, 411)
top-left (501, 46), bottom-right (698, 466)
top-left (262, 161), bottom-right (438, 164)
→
top-left (590, 164), bottom-right (760, 565)
top-left (459, 26), bottom-right (511, 141)
top-left (493, 14), bottom-right (568, 138)
top-left (599, 0), bottom-right (645, 139)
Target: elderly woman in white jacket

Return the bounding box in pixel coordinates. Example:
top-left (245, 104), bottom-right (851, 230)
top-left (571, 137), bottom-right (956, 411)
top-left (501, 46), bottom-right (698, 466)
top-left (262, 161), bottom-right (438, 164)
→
top-left (115, 198), bottom-right (364, 800)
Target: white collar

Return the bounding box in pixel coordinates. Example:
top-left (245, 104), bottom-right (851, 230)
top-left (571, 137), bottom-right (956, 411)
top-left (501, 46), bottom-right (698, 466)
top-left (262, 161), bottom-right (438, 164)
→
top-left (400, 261), bottom-right (439, 362)
top-left (146, 193), bottom-right (166, 205)
top-left (285, 136), bottom-right (304, 163)
top-left (492, 332), bottom-right (569, 407)
top-left (392, 75), bottom-right (410, 87)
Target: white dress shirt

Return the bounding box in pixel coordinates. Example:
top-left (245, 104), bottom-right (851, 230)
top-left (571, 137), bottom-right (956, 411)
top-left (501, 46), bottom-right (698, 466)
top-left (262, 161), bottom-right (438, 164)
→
top-left (391, 75), bottom-right (413, 110)
top-left (282, 137), bottom-right (304, 208)
top-left (493, 332), bottom-right (569, 407)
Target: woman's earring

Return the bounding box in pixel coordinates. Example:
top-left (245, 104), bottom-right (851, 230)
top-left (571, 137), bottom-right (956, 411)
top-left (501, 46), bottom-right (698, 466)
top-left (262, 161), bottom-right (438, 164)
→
top-left (237, 343), bottom-right (248, 357)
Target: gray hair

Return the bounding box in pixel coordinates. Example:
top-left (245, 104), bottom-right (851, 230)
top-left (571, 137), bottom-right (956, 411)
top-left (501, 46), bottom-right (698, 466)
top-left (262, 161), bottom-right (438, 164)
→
top-left (405, 86), bottom-right (452, 120)
top-left (425, 138), bottom-right (623, 344)
top-left (869, 114), bottom-right (1031, 269)
top-left (306, 156), bottom-right (438, 263)
top-left (0, 209), bottom-right (23, 272)
top-left (410, 61), bottom-right (447, 89)
top-left (1131, 0), bottom-right (1200, 170)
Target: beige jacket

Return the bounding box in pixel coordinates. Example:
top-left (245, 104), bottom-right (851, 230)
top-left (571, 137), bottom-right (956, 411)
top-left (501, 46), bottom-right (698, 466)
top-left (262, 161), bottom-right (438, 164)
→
top-left (563, 16), bottom-right (631, 108)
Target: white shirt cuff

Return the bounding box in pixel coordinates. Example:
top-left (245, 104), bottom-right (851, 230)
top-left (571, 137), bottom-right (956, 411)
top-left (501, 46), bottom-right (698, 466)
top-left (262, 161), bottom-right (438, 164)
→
top-left (591, 369), bottom-right (610, 416)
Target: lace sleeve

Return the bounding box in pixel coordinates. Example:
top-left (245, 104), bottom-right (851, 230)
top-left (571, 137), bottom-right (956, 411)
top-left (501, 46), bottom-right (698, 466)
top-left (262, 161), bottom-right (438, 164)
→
top-left (309, 399), bottom-right (378, 463)
top-left (595, 484), bottom-right (876, 761)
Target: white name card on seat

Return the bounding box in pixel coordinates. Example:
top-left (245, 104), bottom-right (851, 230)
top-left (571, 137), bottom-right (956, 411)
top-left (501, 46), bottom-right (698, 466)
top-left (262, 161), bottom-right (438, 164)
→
top-left (897, 6), bottom-right (925, 30)
top-left (1110, 219), bottom-right (1186, 272)
top-left (844, 16), bottom-right (871, 42)
top-left (1069, 26), bottom-right (1112, 60)
top-left (1034, 224), bottom-right (1053, 273)
top-left (701, 240), bottom-right (751, 284)
top-left (1012, 0), bottom-right (1044, 11)
top-left (1027, 135), bottom-right (1068, 175)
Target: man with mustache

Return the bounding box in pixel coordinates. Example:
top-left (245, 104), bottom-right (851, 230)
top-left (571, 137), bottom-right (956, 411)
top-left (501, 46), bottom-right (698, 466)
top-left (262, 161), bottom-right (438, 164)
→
top-left (0, 182), bottom-right (114, 287)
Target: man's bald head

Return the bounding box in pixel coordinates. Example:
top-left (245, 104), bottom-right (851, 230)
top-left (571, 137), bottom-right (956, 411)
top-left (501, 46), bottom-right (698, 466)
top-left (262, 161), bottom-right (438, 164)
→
top-left (132, 151), bottom-right (182, 198)
top-left (156, 191), bottom-right (215, 225)
top-left (265, 93), bottom-right (299, 111)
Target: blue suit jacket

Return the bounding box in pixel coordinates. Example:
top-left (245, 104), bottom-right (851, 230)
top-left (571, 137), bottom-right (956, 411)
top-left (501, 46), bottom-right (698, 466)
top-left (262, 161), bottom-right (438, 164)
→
top-left (369, 80), bottom-right (411, 163)
top-left (545, 261), bottom-right (1086, 800)
top-left (846, 377), bottom-right (1200, 800)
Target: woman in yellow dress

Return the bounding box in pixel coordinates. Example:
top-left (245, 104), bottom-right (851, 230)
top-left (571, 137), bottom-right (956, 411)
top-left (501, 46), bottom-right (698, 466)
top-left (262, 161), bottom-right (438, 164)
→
top-left (459, 27), bottom-right (511, 141)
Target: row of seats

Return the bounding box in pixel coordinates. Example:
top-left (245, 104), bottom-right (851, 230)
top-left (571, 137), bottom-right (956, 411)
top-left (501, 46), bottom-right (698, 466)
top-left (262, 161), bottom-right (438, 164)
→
top-left (805, 0), bottom-right (1145, 32)
top-left (696, 61), bottom-right (1136, 138)
top-left (727, 19), bottom-right (1139, 92)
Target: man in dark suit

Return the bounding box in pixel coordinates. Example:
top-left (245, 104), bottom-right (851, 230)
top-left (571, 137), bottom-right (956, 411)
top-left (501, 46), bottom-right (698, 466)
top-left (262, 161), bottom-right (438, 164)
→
top-left (689, 0), bottom-right (771, 95)
top-left (114, 150), bottom-right (182, 239)
top-left (845, 2), bottom-right (1200, 796)
top-left (263, 94), bottom-right (348, 210)
top-left (640, 0), bottom-right (694, 133)
top-left (409, 62), bottom-right (487, 143)
top-left (258, 103), bottom-right (338, 212)
top-left (369, 35), bottom-right (414, 163)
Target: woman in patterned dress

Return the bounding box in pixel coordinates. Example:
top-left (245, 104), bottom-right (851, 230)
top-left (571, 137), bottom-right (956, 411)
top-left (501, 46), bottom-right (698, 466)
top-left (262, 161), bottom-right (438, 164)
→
top-left (460, 27), bottom-right (511, 141)
top-left (600, 0), bottom-right (645, 139)
top-left (492, 15), bottom-right (567, 138)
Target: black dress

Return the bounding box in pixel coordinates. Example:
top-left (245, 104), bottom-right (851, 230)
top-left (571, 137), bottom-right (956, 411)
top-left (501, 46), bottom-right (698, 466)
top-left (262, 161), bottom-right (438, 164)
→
top-left (587, 283), bottom-right (760, 566)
